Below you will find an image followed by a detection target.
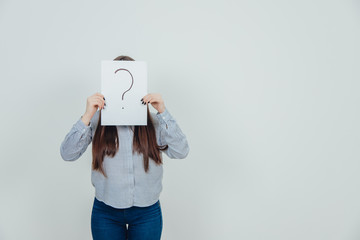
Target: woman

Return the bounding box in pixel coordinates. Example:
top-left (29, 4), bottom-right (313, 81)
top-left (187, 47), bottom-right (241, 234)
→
top-left (60, 55), bottom-right (190, 240)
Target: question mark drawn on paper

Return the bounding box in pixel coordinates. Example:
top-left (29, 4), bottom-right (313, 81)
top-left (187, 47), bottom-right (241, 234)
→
top-left (114, 68), bottom-right (134, 109)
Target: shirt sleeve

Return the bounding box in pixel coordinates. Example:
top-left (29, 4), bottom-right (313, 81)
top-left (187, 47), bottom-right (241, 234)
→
top-left (60, 110), bottom-right (100, 161)
top-left (152, 108), bottom-right (190, 159)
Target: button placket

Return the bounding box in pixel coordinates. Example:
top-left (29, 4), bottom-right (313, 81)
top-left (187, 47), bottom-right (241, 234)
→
top-left (127, 126), bottom-right (135, 205)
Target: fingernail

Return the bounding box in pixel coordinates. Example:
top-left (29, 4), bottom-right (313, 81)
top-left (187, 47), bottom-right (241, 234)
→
top-left (103, 97), bottom-right (105, 100)
top-left (141, 98), bottom-right (143, 101)
top-left (148, 101), bottom-right (150, 103)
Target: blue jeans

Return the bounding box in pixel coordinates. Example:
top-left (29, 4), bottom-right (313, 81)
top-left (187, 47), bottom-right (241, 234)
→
top-left (91, 197), bottom-right (163, 240)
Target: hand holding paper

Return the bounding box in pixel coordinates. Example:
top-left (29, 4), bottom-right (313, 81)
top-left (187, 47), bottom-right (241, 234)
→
top-left (81, 92), bottom-right (106, 126)
top-left (141, 93), bottom-right (165, 114)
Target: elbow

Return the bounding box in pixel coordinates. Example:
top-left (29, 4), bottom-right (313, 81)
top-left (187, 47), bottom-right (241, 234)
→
top-left (178, 153), bottom-right (189, 159)
top-left (169, 144), bottom-right (190, 159)
top-left (60, 154), bottom-right (75, 162)
top-left (60, 145), bottom-right (78, 161)
top-left (181, 144), bottom-right (190, 159)
top-left (179, 140), bottom-right (190, 159)
top-left (60, 150), bottom-right (73, 161)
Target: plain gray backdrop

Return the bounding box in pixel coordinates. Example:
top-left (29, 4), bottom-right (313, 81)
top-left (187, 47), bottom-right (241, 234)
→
top-left (0, 0), bottom-right (359, 239)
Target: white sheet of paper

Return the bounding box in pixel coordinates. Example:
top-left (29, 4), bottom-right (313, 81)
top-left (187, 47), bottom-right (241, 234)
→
top-left (101, 60), bottom-right (147, 126)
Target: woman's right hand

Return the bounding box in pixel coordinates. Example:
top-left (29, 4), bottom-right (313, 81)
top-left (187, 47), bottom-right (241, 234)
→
top-left (81, 93), bottom-right (105, 125)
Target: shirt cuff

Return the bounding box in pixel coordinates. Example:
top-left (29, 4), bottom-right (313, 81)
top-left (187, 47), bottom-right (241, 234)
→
top-left (74, 116), bottom-right (91, 133)
top-left (156, 108), bottom-right (172, 125)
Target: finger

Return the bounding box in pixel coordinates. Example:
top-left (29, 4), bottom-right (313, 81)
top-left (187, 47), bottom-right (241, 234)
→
top-left (90, 99), bottom-right (100, 109)
top-left (94, 96), bottom-right (105, 107)
top-left (92, 98), bottom-right (105, 109)
top-left (95, 93), bottom-right (106, 103)
top-left (145, 98), bottom-right (153, 105)
top-left (95, 92), bottom-right (105, 99)
top-left (146, 94), bottom-right (156, 102)
top-left (98, 96), bottom-right (105, 104)
top-left (146, 97), bottom-right (154, 105)
top-left (93, 99), bottom-right (103, 109)
top-left (143, 93), bottom-right (153, 100)
top-left (148, 94), bottom-right (159, 102)
top-left (142, 95), bottom-right (151, 105)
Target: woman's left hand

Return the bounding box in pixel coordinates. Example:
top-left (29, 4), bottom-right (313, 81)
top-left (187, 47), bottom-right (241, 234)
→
top-left (141, 93), bottom-right (166, 113)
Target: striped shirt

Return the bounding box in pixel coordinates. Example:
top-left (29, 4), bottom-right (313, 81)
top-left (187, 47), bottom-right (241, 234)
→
top-left (60, 108), bottom-right (189, 208)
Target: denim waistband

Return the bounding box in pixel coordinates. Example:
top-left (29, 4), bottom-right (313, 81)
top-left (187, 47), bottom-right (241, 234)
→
top-left (94, 197), bottom-right (160, 210)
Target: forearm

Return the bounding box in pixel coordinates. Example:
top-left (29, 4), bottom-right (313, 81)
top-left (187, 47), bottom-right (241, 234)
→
top-left (81, 112), bottom-right (92, 126)
top-left (60, 116), bottom-right (92, 161)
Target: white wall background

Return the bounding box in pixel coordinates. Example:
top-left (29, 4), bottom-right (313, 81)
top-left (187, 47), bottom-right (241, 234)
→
top-left (0, 0), bottom-right (359, 239)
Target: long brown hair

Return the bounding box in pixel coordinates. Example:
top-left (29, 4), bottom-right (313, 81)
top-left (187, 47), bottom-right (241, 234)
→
top-left (92, 55), bottom-right (168, 178)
